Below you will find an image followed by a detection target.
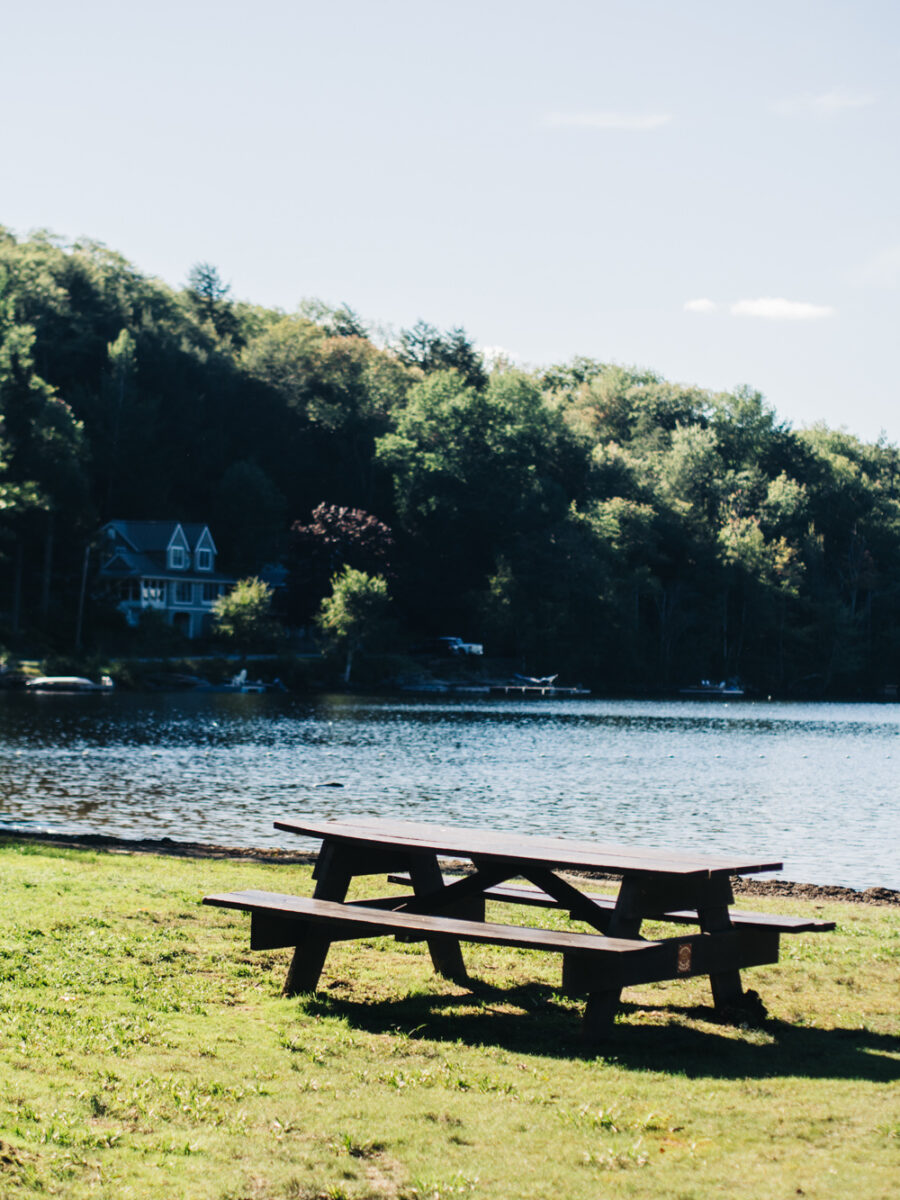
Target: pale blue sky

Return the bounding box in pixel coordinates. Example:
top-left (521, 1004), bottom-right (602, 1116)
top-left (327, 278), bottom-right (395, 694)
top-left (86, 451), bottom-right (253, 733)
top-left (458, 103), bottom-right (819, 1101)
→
top-left (3, 1), bottom-right (898, 440)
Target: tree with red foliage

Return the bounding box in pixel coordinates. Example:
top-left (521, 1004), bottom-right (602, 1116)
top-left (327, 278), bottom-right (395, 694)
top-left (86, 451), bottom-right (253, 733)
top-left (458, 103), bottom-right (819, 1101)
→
top-left (286, 502), bottom-right (394, 625)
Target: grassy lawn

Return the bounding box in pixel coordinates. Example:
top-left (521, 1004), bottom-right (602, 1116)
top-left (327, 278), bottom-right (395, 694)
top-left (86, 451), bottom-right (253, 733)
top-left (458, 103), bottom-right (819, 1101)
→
top-left (0, 840), bottom-right (897, 1200)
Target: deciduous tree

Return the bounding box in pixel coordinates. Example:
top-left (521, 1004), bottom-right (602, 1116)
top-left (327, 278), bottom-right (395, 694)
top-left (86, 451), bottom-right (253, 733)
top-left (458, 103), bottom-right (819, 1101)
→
top-left (396, 320), bottom-right (488, 391)
top-left (315, 566), bottom-right (391, 683)
top-left (212, 577), bottom-right (280, 651)
top-left (288, 503), bottom-right (394, 624)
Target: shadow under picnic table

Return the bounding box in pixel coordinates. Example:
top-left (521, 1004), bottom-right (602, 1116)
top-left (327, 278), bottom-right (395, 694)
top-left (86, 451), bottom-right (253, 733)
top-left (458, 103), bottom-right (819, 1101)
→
top-left (294, 984), bottom-right (900, 1082)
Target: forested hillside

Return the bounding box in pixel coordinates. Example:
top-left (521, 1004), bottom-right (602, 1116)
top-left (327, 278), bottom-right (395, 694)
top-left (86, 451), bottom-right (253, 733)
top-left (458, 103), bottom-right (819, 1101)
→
top-left (2, 227), bottom-right (899, 694)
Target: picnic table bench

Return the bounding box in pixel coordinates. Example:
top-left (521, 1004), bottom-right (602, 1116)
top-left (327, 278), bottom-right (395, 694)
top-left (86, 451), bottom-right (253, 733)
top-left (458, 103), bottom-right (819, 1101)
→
top-left (204, 817), bottom-right (834, 1039)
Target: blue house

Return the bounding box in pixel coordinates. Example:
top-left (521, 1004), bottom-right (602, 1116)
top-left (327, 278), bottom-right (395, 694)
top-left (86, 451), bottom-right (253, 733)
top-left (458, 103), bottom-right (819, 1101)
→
top-left (98, 520), bottom-right (234, 639)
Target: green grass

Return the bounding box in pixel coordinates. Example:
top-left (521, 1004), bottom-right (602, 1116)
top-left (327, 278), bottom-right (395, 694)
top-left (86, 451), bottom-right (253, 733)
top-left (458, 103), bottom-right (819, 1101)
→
top-left (0, 840), bottom-right (897, 1199)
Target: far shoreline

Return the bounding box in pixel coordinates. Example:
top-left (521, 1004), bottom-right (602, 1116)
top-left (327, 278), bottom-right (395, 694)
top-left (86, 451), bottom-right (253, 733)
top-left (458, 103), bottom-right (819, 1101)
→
top-left (3, 827), bottom-right (897, 907)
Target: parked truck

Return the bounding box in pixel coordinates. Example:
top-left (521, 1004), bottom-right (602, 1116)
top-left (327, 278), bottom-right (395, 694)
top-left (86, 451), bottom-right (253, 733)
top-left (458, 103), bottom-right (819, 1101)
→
top-left (437, 636), bottom-right (484, 657)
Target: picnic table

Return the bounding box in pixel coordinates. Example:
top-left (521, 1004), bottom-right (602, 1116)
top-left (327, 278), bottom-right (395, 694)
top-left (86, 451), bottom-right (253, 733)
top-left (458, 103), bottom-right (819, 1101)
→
top-left (204, 816), bottom-right (834, 1038)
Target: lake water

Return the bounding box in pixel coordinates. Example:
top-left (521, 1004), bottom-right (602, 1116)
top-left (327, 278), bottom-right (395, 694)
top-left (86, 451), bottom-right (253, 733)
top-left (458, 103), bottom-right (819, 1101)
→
top-left (0, 692), bottom-right (897, 890)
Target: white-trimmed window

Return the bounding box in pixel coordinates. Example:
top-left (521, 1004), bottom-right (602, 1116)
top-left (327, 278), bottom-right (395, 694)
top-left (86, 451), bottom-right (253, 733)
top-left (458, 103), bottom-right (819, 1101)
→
top-left (201, 582), bottom-right (222, 605)
top-left (168, 546), bottom-right (186, 569)
top-left (196, 548), bottom-right (212, 571)
top-left (174, 581), bottom-right (193, 605)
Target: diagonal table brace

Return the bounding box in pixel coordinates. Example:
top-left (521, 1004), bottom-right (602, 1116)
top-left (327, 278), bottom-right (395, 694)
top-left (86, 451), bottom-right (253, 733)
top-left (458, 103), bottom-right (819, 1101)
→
top-left (392, 863), bottom-right (513, 917)
top-left (515, 865), bottom-right (618, 933)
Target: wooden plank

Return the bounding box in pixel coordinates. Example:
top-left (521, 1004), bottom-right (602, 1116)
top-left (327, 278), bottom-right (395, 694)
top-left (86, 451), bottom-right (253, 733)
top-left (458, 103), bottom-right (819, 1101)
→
top-left (387, 875), bottom-right (835, 932)
top-left (274, 816), bottom-right (783, 877)
top-left (312, 844), bottom-right (412, 879)
top-left (210, 890), bottom-right (780, 982)
top-left (203, 890), bottom-right (657, 956)
top-left (562, 927), bottom-right (781, 992)
top-left (250, 911), bottom-right (385, 949)
top-left (351, 818), bottom-right (781, 874)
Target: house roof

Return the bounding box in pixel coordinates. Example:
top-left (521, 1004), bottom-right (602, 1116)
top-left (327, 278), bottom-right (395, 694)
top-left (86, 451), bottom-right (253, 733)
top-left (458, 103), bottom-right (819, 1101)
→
top-left (102, 520), bottom-right (216, 554)
top-left (98, 520), bottom-right (231, 584)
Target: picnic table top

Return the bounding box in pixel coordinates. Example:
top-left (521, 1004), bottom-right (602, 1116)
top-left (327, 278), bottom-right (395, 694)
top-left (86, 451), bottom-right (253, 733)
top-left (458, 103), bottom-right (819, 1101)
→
top-left (274, 816), bottom-right (783, 879)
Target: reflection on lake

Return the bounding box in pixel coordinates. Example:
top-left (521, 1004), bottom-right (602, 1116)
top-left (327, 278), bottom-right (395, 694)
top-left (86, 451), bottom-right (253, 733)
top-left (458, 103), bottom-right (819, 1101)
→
top-left (0, 692), bottom-right (897, 890)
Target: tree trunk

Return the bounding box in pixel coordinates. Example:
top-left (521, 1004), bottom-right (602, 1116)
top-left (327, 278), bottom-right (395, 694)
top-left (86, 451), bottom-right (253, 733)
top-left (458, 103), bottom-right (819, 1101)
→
top-left (74, 543), bottom-right (90, 650)
top-left (40, 514), bottom-right (54, 621)
top-left (11, 540), bottom-right (23, 634)
top-left (777, 596), bottom-right (786, 686)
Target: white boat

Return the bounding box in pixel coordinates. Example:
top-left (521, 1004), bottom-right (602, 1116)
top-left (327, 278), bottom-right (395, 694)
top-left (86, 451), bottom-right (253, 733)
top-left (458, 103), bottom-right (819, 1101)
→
top-left (227, 669), bottom-right (269, 693)
top-left (26, 675), bottom-right (115, 693)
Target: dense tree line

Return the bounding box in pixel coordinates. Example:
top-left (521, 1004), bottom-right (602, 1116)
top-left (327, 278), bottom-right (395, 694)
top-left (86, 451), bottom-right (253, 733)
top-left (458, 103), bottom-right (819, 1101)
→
top-left (2, 227), bottom-right (899, 694)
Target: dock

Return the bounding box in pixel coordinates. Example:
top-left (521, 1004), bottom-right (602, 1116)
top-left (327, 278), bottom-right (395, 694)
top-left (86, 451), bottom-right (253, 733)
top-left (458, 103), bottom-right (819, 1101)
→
top-left (489, 683), bottom-right (590, 698)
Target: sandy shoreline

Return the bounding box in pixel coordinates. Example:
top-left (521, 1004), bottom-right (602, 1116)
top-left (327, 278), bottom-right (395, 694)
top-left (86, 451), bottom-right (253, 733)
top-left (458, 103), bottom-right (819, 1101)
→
top-left (2, 828), bottom-right (897, 907)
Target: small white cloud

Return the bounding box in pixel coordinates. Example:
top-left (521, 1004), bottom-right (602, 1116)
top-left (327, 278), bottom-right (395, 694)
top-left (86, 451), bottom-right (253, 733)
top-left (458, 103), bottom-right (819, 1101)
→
top-left (730, 297), bottom-right (836, 321)
top-left (480, 345), bottom-right (519, 369)
top-left (540, 111), bottom-right (673, 131)
top-left (773, 88), bottom-right (875, 116)
top-left (853, 244), bottom-right (900, 289)
top-left (684, 298), bottom-right (718, 314)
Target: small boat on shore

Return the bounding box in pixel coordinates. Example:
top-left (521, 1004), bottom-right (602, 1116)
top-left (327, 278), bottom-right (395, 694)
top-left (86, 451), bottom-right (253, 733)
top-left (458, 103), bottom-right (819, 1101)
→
top-left (26, 675), bottom-right (115, 693)
top-left (226, 669), bottom-right (275, 693)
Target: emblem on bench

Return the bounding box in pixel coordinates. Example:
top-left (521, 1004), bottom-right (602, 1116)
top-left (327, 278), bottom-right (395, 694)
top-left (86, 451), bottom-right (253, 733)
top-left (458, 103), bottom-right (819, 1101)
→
top-left (677, 942), bottom-right (692, 973)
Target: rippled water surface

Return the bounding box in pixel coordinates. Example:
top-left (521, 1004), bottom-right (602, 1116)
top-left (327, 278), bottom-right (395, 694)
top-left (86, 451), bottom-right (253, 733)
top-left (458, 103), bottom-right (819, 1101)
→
top-left (0, 691), bottom-right (897, 889)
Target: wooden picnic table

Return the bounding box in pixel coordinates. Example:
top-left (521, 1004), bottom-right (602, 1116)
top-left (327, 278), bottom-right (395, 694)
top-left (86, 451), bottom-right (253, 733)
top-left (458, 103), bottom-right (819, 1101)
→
top-left (205, 816), bottom-right (833, 1039)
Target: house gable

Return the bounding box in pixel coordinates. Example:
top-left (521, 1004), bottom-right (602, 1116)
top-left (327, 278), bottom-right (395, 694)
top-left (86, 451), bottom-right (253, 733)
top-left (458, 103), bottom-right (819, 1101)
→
top-left (101, 551), bottom-right (135, 576)
top-left (188, 526), bottom-right (217, 571)
top-left (166, 524), bottom-right (190, 571)
top-left (101, 520), bottom-right (141, 558)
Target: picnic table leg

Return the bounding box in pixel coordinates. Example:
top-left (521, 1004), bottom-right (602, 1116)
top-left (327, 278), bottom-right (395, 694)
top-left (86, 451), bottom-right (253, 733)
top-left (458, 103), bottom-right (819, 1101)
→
top-left (698, 892), bottom-right (766, 1020)
top-left (698, 901), bottom-right (743, 1009)
top-left (582, 989), bottom-right (622, 1040)
top-left (283, 842), bottom-right (354, 996)
top-left (408, 853), bottom-right (469, 983)
top-left (580, 877), bottom-right (645, 1039)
